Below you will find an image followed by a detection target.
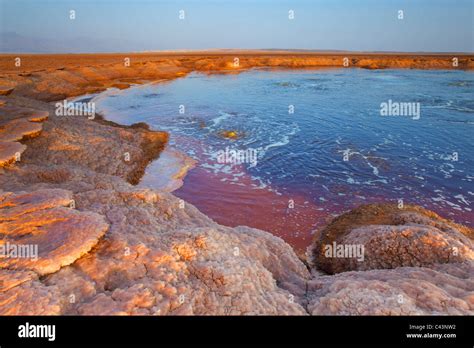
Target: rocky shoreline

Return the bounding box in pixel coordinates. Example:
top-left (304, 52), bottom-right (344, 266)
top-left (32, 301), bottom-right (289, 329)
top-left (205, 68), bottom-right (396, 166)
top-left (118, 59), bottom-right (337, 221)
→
top-left (0, 52), bottom-right (473, 315)
top-left (1, 51), bottom-right (473, 101)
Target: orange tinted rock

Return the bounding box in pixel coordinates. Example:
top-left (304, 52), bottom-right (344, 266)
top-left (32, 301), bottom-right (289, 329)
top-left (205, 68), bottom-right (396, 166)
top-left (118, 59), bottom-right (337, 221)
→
top-left (336, 223), bottom-right (473, 271)
top-left (0, 118), bottom-right (43, 142)
top-left (0, 141), bottom-right (26, 166)
top-left (311, 204), bottom-right (474, 274)
top-left (307, 262), bottom-right (474, 315)
top-left (0, 188), bottom-right (72, 221)
top-left (0, 269), bottom-right (62, 315)
top-left (0, 269), bottom-right (36, 292)
top-left (0, 189), bottom-right (109, 276)
top-left (0, 87), bottom-right (14, 96)
top-left (0, 105), bottom-right (49, 124)
top-left (28, 110), bottom-right (49, 122)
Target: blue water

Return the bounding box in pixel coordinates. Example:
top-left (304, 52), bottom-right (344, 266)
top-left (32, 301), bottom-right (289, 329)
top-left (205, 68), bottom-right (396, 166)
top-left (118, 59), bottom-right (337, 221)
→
top-left (95, 68), bottom-right (474, 225)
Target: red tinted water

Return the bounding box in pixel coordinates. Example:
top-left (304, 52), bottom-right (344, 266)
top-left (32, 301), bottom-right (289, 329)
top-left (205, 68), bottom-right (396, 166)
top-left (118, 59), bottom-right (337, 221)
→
top-left (174, 164), bottom-right (473, 254)
top-left (175, 166), bottom-right (332, 253)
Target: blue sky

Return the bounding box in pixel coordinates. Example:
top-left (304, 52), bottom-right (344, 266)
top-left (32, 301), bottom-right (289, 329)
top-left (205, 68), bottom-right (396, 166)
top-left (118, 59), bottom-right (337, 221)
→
top-left (0, 0), bottom-right (473, 52)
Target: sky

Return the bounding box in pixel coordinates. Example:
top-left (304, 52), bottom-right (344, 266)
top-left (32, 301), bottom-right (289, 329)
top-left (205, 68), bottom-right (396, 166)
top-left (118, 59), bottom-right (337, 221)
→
top-left (0, 0), bottom-right (473, 53)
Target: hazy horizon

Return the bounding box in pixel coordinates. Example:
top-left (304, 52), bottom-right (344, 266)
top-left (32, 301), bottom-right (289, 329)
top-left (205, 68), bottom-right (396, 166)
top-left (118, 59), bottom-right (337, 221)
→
top-left (1, 0), bottom-right (473, 53)
top-left (1, 47), bottom-right (474, 55)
